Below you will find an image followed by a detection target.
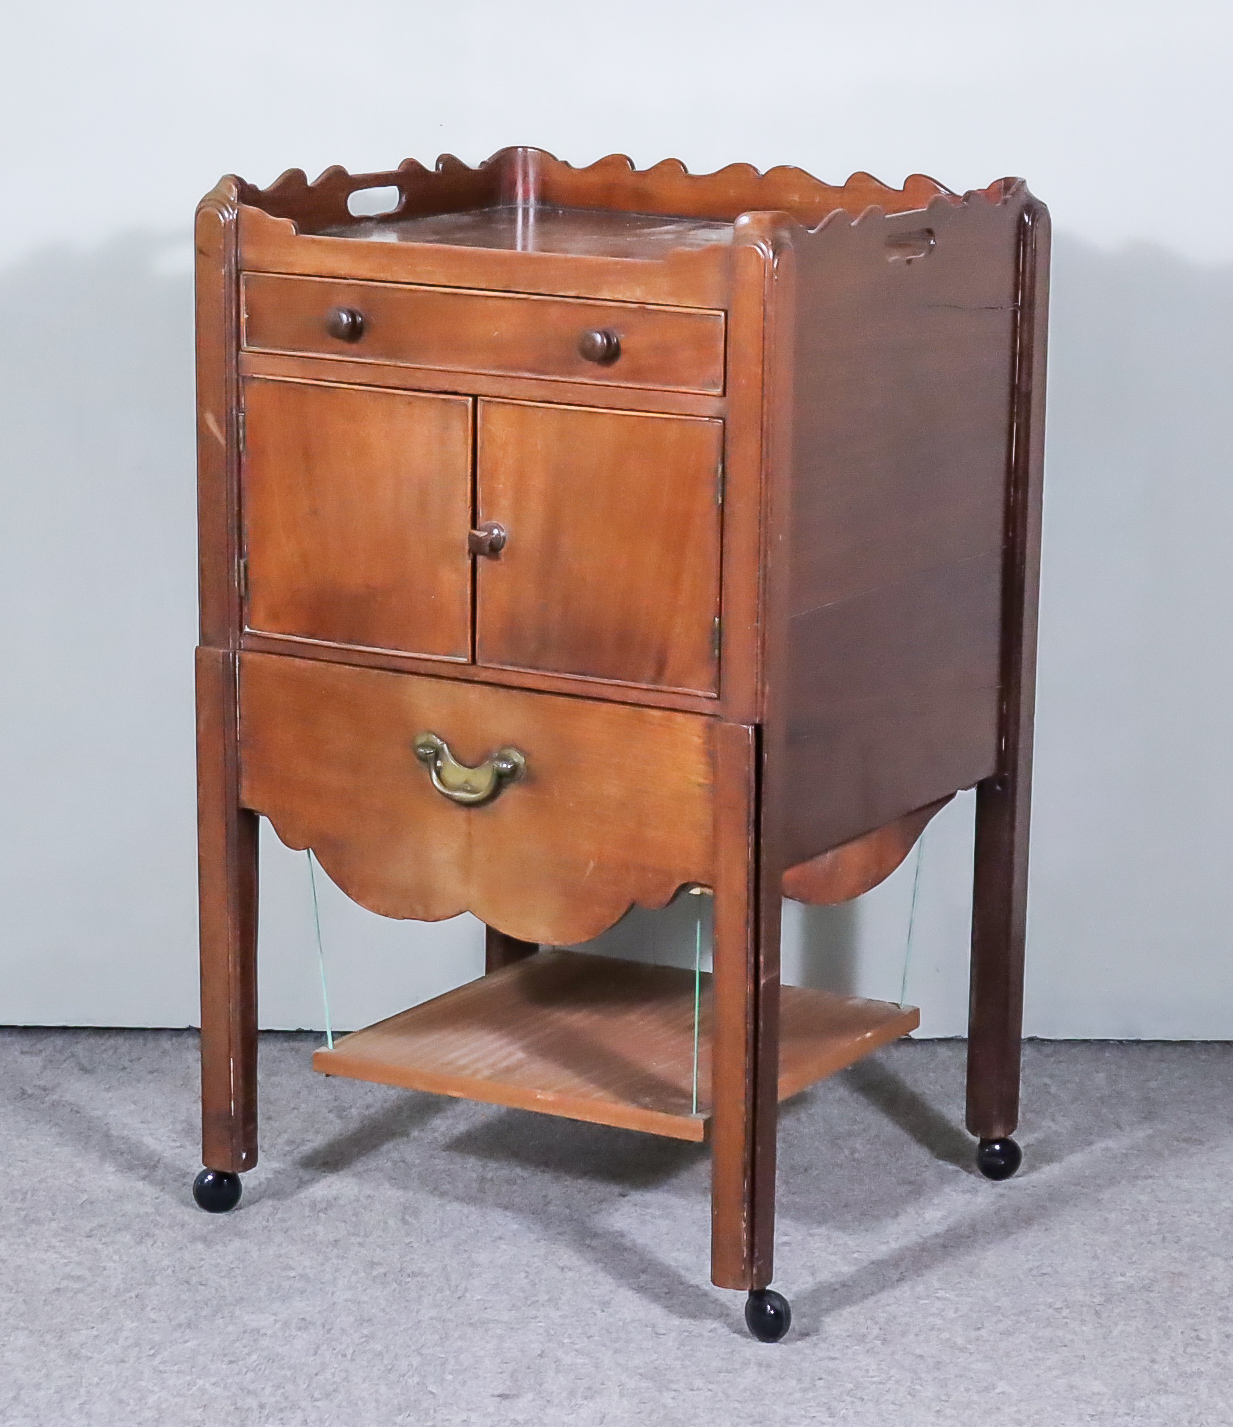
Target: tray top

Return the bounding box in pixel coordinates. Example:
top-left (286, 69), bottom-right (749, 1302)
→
top-left (317, 204), bottom-right (735, 260)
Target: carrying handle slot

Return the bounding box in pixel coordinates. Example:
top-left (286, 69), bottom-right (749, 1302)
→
top-left (885, 228), bottom-right (936, 264)
top-left (347, 184), bottom-right (401, 218)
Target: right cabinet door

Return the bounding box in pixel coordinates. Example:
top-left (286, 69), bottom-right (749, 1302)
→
top-left (475, 400), bottom-right (724, 694)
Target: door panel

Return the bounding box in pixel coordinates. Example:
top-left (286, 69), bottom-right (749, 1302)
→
top-left (475, 400), bottom-right (723, 693)
top-left (242, 378), bottom-right (472, 658)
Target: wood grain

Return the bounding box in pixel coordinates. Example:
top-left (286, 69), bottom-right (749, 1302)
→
top-left (783, 553), bottom-right (1002, 866)
top-left (238, 146), bottom-right (971, 234)
top-left (196, 178), bottom-right (243, 651)
top-left (718, 215), bottom-right (785, 725)
top-left (238, 652), bottom-right (714, 946)
top-left (321, 204), bottom-right (734, 261)
top-left (739, 217), bottom-right (797, 1292)
top-left (240, 629), bottom-right (720, 715)
top-left (242, 272), bottom-right (726, 394)
top-left (238, 201), bottom-right (733, 309)
top-left (196, 647), bottom-right (259, 1172)
top-left (242, 377), bottom-right (472, 658)
top-left (485, 926), bottom-right (538, 973)
top-left (781, 190), bottom-right (1029, 866)
top-left (966, 198), bottom-right (1051, 1142)
top-left (237, 349), bottom-right (725, 420)
top-left (195, 181), bottom-right (259, 1176)
top-left (312, 949), bottom-right (918, 1141)
top-left (709, 722), bottom-right (768, 1287)
top-left (476, 400), bottom-right (723, 693)
top-left (231, 147), bottom-right (996, 313)
top-left (194, 153), bottom-right (1049, 1300)
top-left (782, 797), bottom-right (953, 904)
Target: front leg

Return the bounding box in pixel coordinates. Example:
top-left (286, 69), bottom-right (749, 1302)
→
top-left (710, 724), bottom-right (789, 1340)
top-left (967, 770), bottom-right (1029, 1179)
top-left (195, 647), bottom-right (259, 1211)
top-left (966, 199), bottom-right (1049, 1180)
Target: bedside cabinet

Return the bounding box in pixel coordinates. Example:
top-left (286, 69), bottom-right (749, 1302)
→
top-left (194, 148), bottom-right (1048, 1340)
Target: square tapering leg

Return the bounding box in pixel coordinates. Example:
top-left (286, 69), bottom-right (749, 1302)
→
top-left (710, 723), bottom-right (781, 1289)
top-left (196, 647), bottom-right (259, 1172)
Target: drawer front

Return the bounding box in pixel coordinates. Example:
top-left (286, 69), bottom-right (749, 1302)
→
top-left (242, 272), bottom-right (726, 394)
top-left (242, 377), bottom-right (472, 659)
top-left (476, 400), bottom-right (723, 694)
top-left (238, 653), bottom-right (714, 945)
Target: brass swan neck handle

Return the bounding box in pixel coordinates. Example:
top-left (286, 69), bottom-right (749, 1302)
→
top-left (412, 732), bottom-right (526, 806)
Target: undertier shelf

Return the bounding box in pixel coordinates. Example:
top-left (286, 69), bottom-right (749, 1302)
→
top-left (313, 950), bottom-right (919, 1141)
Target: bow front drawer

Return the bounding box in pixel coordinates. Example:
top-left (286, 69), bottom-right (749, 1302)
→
top-left (240, 273), bottom-right (726, 394)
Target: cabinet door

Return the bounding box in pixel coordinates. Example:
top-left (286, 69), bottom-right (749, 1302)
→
top-left (242, 378), bottom-right (472, 659)
top-left (475, 400), bottom-right (723, 693)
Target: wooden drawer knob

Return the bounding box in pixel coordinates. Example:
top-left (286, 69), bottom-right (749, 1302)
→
top-left (326, 306), bottom-right (365, 342)
top-left (578, 328), bottom-right (621, 365)
top-left (468, 522), bottom-right (507, 557)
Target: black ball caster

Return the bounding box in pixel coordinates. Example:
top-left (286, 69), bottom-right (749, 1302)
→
top-left (192, 1167), bottom-right (243, 1213)
top-left (744, 1288), bottom-right (792, 1343)
top-left (976, 1137), bottom-right (1022, 1181)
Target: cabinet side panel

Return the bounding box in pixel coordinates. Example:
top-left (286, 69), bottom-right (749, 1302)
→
top-left (784, 194), bottom-right (1026, 864)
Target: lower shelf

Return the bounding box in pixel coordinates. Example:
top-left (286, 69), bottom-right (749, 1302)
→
top-left (313, 949), bottom-right (919, 1141)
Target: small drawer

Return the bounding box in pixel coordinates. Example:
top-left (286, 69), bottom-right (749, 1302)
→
top-left (238, 653), bottom-right (715, 945)
top-left (241, 272), bottom-right (726, 394)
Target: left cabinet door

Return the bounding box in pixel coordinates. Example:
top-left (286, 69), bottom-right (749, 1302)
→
top-left (242, 378), bottom-right (473, 659)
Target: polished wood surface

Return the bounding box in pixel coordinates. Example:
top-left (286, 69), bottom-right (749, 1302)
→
top-left (196, 647), bottom-right (259, 1173)
top-left (709, 720), bottom-right (775, 1287)
top-left (238, 347), bottom-right (726, 420)
top-left (195, 181), bottom-right (258, 1175)
top-left (242, 377), bottom-right (472, 658)
top-left (783, 554), bottom-right (1002, 866)
top-left (782, 797), bottom-right (953, 905)
top-left (197, 151), bottom-right (1048, 1304)
top-left (725, 217), bottom-right (794, 1291)
top-left (238, 652), bottom-right (713, 945)
top-left (475, 400), bottom-right (723, 693)
top-left (240, 629), bottom-right (721, 716)
top-left (781, 188), bottom-right (1028, 865)
top-left (196, 178), bottom-right (243, 653)
top-left (966, 200), bottom-right (1051, 1142)
top-left (239, 146), bottom-right (971, 235)
top-left (242, 272), bottom-right (726, 394)
top-left (484, 926), bottom-right (538, 973)
top-left (323, 204), bottom-right (734, 259)
top-left (232, 147), bottom-right (1002, 313)
top-left (239, 200), bottom-right (733, 309)
top-left (312, 949), bottom-right (918, 1141)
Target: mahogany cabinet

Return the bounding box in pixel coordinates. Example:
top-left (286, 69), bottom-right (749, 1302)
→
top-left (194, 148), bottom-right (1048, 1341)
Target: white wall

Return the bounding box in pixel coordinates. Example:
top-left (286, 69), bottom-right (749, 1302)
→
top-left (1, 0), bottom-right (1230, 1035)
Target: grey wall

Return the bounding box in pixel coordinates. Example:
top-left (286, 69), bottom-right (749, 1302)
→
top-left (2, 1), bottom-right (1230, 1035)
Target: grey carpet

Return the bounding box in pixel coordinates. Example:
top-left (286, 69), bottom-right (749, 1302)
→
top-left (2, 1031), bottom-right (1231, 1426)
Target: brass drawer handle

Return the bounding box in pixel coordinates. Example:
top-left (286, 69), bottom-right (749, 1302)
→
top-left (413, 732), bottom-right (526, 805)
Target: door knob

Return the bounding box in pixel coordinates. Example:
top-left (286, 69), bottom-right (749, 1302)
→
top-left (468, 522), bottom-right (507, 557)
top-left (326, 306), bottom-right (365, 342)
top-left (578, 328), bottom-right (620, 364)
